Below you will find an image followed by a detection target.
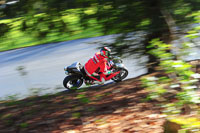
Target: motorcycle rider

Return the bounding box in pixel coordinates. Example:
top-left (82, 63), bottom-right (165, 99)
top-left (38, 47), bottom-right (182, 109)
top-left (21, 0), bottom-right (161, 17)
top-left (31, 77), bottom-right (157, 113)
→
top-left (84, 47), bottom-right (113, 84)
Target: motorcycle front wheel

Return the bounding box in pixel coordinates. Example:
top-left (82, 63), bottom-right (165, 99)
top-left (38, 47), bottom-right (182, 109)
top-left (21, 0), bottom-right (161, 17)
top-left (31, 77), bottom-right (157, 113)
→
top-left (112, 68), bottom-right (128, 82)
top-left (63, 75), bottom-right (83, 90)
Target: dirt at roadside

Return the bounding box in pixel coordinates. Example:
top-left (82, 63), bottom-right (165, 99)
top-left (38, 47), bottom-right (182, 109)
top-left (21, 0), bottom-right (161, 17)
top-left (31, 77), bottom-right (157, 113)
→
top-left (0, 77), bottom-right (166, 133)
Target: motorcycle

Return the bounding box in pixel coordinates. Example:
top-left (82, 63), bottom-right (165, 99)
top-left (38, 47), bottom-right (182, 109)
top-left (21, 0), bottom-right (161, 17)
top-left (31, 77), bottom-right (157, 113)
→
top-left (63, 57), bottom-right (128, 90)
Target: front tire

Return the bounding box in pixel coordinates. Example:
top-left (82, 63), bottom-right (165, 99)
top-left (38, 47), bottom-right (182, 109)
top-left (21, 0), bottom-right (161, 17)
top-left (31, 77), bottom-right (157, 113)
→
top-left (112, 68), bottom-right (128, 82)
top-left (63, 75), bottom-right (83, 90)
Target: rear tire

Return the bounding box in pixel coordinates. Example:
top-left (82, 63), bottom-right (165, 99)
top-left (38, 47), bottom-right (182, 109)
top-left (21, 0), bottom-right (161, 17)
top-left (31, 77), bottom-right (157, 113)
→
top-left (63, 75), bottom-right (83, 90)
top-left (112, 68), bottom-right (128, 82)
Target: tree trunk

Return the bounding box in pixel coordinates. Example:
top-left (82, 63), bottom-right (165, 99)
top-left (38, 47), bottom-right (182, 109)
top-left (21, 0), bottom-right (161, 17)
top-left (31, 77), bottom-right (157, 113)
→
top-left (144, 0), bottom-right (174, 73)
top-left (160, 8), bottom-right (177, 42)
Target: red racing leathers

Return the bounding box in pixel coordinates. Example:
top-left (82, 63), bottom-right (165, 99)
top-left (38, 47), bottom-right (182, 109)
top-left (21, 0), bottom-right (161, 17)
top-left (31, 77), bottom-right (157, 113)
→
top-left (84, 52), bottom-right (110, 82)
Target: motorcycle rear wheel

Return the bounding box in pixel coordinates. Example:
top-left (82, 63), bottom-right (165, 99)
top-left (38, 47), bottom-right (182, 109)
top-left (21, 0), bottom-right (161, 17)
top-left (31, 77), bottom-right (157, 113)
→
top-left (63, 75), bottom-right (83, 90)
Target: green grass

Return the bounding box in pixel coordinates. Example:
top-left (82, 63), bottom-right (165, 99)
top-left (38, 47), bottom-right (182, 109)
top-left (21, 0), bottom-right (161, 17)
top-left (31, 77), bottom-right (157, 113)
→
top-left (0, 8), bottom-right (104, 52)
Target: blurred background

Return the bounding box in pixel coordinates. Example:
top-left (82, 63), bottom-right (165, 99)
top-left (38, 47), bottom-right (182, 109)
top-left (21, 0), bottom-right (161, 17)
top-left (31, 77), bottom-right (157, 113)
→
top-left (0, 0), bottom-right (200, 99)
top-left (1, 0), bottom-right (200, 132)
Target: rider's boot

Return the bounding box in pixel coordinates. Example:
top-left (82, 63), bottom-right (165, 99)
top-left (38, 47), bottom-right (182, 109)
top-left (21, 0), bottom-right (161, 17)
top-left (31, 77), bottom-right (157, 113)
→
top-left (93, 77), bottom-right (105, 85)
top-left (85, 80), bottom-right (91, 86)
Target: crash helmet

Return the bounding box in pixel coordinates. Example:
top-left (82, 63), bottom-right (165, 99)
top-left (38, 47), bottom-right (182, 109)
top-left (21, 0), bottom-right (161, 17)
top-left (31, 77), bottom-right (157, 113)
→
top-left (100, 47), bottom-right (111, 58)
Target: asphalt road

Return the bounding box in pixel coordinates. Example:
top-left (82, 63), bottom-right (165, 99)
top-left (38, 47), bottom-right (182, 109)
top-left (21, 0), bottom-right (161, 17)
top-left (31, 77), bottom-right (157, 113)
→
top-left (0, 35), bottom-right (147, 99)
top-left (1, 34), bottom-right (199, 99)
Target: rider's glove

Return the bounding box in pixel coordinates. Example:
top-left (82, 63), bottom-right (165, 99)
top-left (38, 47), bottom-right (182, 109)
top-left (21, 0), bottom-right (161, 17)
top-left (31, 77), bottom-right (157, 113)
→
top-left (107, 70), bottom-right (114, 75)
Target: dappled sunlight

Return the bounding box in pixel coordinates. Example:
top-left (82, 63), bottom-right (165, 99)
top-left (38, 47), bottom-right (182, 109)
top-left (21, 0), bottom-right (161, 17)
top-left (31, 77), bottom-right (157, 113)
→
top-left (0, 78), bottom-right (166, 132)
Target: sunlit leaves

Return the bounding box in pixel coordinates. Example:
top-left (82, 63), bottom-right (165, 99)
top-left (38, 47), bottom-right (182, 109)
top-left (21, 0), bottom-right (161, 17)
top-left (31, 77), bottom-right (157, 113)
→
top-left (148, 39), bottom-right (173, 60)
top-left (190, 11), bottom-right (200, 23)
top-left (185, 11), bottom-right (200, 41)
top-left (136, 19), bottom-right (151, 29)
top-left (174, 3), bottom-right (191, 15)
top-left (170, 116), bottom-right (200, 129)
top-left (142, 28), bottom-right (200, 116)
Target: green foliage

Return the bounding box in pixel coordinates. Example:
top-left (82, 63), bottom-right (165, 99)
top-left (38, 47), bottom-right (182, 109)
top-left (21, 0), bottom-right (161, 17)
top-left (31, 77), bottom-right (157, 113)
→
top-left (72, 112), bottom-right (81, 119)
top-left (148, 39), bottom-right (173, 60)
top-left (4, 100), bottom-right (23, 106)
top-left (94, 94), bottom-right (104, 100)
top-left (141, 18), bottom-right (200, 115)
top-left (169, 116), bottom-right (200, 129)
top-left (79, 97), bottom-right (90, 104)
top-left (5, 120), bottom-right (14, 126)
top-left (3, 94), bottom-right (24, 106)
top-left (87, 107), bottom-right (96, 112)
top-left (162, 103), bottom-right (181, 115)
top-left (1, 113), bottom-right (15, 126)
top-left (174, 3), bottom-right (191, 16)
top-left (40, 94), bottom-right (51, 99)
top-left (185, 11), bottom-right (200, 41)
top-left (141, 76), bottom-right (168, 101)
top-left (19, 123), bottom-right (29, 128)
top-left (0, 7), bottom-right (103, 51)
top-left (5, 94), bottom-right (19, 101)
top-left (104, 92), bottom-right (112, 96)
top-left (176, 90), bottom-right (200, 104)
top-left (28, 88), bottom-right (43, 96)
top-left (1, 0), bottom-right (199, 54)
top-left (1, 113), bottom-right (12, 120)
top-left (76, 88), bottom-right (88, 92)
top-left (76, 94), bottom-right (90, 104)
top-left (190, 11), bottom-right (200, 23)
top-left (24, 101), bottom-right (34, 106)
